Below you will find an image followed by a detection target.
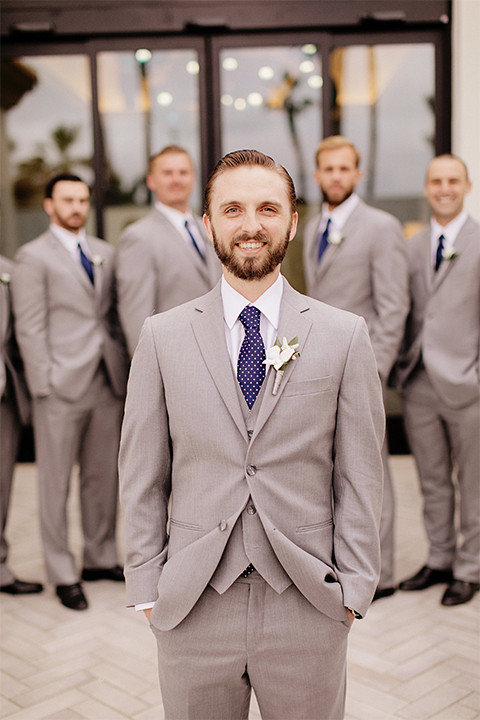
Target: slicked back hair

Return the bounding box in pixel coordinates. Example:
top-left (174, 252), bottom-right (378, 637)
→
top-left (45, 173), bottom-right (89, 199)
top-left (204, 149), bottom-right (297, 218)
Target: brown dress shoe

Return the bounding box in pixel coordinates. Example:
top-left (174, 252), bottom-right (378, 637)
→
top-left (0, 579), bottom-right (43, 594)
top-left (441, 580), bottom-right (480, 606)
top-left (56, 583), bottom-right (88, 610)
top-left (399, 566), bottom-right (453, 591)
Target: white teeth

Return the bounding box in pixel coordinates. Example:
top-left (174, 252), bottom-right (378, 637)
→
top-left (238, 242), bottom-right (263, 249)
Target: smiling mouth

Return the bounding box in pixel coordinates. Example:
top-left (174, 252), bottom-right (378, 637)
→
top-left (237, 241), bottom-right (265, 249)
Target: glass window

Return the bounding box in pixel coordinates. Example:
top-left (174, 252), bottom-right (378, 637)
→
top-left (96, 49), bottom-right (202, 244)
top-left (330, 43), bottom-right (435, 230)
top-left (219, 43), bottom-right (323, 290)
top-left (1, 55), bottom-right (94, 257)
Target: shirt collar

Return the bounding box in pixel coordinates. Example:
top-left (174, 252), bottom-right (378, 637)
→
top-left (221, 274), bottom-right (283, 331)
top-left (50, 224), bottom-right (88, 256)
top-left (322, 192), bottom-right (360, 231)
top-left (155, 201), bottom-right (192, 231)
top-left (430, 210), bottom-right (468, 248)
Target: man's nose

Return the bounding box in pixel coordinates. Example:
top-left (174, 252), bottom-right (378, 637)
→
top-left (240, 211), bottom-right (263, 235)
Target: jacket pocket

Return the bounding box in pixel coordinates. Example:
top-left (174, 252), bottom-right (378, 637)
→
top-left (283, 376), bottom-right (333, 397)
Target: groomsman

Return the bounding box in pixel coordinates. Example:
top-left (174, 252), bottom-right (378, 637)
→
top-left (116, 145), bottom-right (221, 357)
top-left (397, 154), bottom-right (479, 606)
top-left (11, 174), bottom-right (128, 610)
top-left (303, 136), bottom-right (409, 600)
top-left (0, 255), bottom-right (43, 596)
top-left (119, 149), bottom-right (384, 719)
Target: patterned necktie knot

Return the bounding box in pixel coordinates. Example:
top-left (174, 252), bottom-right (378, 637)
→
top-left (237, 306), bottom-right (265, 409)
top-left (239, 305), bottom-right (261, 331)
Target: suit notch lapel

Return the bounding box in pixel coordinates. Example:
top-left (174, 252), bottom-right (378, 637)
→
top-left (191, 295), bottom-right (249, 441)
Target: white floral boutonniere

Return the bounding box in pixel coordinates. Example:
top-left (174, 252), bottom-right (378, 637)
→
top-left (91, 255), bottom-right (107, 267)
top-left (264, 336), bottom-right (300, 395)
top-left (442, 246), bottom-right (458, 261)
top-left (0, 273), bottom-right (11, 285)
top-left (328, 230), bottom-right (344, 246)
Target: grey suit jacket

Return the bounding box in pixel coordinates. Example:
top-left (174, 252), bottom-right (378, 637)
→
top-left (11, 230), bottom-right (128, 402)
top-left (0, 256), bottom-right (30, 424)
top-left (119, 279), bottom-right (385, 631)
top-left (396, 216), bottom-right (480, 408)
top-left (115, 208), bottom-right (222, 357)
top-left (303, 200), bottom-right (409, 381)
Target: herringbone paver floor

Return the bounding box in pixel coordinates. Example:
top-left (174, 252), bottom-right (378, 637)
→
top-left (1, 457), bottom-right (479, 719)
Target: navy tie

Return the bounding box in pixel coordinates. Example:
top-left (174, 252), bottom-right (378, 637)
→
top-left (185, 220), bottom-right (205, 262)
top-left (435, 234), bottom-right (445, 272)
top-left (78, 243), bottom-right (94, 284)
top-left (237, 306), bottom-right (266, 409)
top-left (317, 218), bottom-right (331, 262)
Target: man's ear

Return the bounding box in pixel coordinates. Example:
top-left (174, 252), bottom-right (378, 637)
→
top-left (146, 173), bottom-right (155, 193)
top-left (288, 212), bottom-right (299, 242)
top-left (43, 198), bottom-right (53, 217)
top-left (203, 213), bottom-right (214, 244)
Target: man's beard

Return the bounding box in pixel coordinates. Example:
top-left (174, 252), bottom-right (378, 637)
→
top-left (212, 228), bottom-right (291, 281)
top-left (322, 186), bottom-right (354, 208)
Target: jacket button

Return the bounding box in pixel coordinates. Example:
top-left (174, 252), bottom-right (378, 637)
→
top-left (247, 430), bottom-right (253, 439)
top-left (247, 505), bottom-right (256, 515)
top-left (246, 465), bottom-right (256, 476)
top-left (219, 520), bottom-right (227, 531)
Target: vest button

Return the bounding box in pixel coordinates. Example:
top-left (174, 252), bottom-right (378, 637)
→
top-left (219, 520), bottom-right (227, 531)
top-left (247, 430), bottom-right (253, 439)
top-left (247, 505), bottom-right (256, 515)
top-left (246, 465), bottom-right (256, 476)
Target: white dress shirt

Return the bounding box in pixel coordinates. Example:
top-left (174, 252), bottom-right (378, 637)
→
top-left (317, 192), bottom-right (360, 236)
top-left (430, 210), bottom-right (468, 267)
top-left (50, 224), bottom-right (92, 264)
top-left (135, 273), bottom-right (284, 611)
top-left (155, 201), bottom-right (207, 256)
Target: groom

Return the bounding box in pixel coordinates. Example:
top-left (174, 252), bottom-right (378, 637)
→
top-left (119, 150), bottom-right (384, 719)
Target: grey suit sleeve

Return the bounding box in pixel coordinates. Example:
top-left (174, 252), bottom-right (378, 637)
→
top-left (369, 217), bottom-right (409, 380)
top-left (116, 231), bottom-right (159, 358)
top-left (10, 248), bottom-right (51, 398)
top-left (119, 317), bottom-right (172, 606)
top-left (333, 316), bottom-right (385, 616)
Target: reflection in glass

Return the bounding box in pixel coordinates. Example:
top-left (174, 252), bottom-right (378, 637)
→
top-left (97, 49), bottom-right (201, 244)
top-left (1, 56), bottom-right (93, 256)
top-left (220, 46), bottom-right (322, 206)
top-left (220, 45), bottom-right (323, 292)
top-left (330, 44), bottom-right (435, 225)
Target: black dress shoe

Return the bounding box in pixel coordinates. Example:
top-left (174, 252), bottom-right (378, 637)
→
top-left (372, 586), bottom-right (396, 602)
top-left (81, 565), bottom-right (124, 582)
top-left (399, 566), bottom-right (453, 591)
top-left (0, 579), bottom-right (44, 595)
top-left (441, 580), bottom-right (480, 606)
top-left (56, 583), bottom-right (88, 610)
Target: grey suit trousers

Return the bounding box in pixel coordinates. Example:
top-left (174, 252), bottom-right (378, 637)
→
top-left (0, 395), bottom-right (22, 586)
top-left (403, 369), bottom-right (480, 582)
top-left (151, 572), bottom-right (350, 720)
top-left (33, 365), bottom-right (124, 585)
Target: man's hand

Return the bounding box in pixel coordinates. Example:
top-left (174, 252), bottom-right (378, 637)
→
top-left (346, 608), bottom-right (355, 625)
top-left (143, 608), bottom-right (152, 621)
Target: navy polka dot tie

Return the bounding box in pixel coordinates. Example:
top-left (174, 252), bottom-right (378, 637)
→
top-left (237, 306), bottom-right (266, 409)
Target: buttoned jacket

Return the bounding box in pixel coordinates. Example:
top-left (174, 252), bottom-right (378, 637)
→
top-left (396, 216), bottom-right (480, 408)
top-left (303, 200), bottom-right (409, 381)
top-left (116, 208), bottom-right (222, 356)
top-left (11, 230), bottom-right (128, 402)
top-left (119, 279), bottom-right (384, 631)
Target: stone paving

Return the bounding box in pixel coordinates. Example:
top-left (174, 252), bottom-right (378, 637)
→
top-left (1, 457), bottom-right (479, 719)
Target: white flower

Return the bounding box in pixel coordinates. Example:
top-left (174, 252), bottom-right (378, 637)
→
top-left (328, 230), bottom-right (344, 246)
top-left (91, 255), bottom-right (107, 266)
top-left (264, 337), bottom-right (299, 371)
top-left (0, 272), bottom-right (11, 284)
top-left (442, 246), bottom-right (458, 260)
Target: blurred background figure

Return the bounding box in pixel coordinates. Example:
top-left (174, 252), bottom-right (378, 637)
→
top-left (11, 174), bottom-right (128, 611)
top-left (0, 254), bottom-right (43, 596)
top-left (115, 146), bottom-right (221, 357)
top-left (397, 154), bottom-right (480, 607)
top-left (303, 136), bottom-right (409, 601)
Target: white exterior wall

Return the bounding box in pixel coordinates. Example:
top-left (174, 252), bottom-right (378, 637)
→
top-left (452, 0), bottom-right (480, 220)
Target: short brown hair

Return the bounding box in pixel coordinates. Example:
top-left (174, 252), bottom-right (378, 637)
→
top-left (148, 145), bottom-right (192, 172)
top-left (315, 136), bottom-right (361, 169)
top-left (204, 149), bottom-right (296, 217)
